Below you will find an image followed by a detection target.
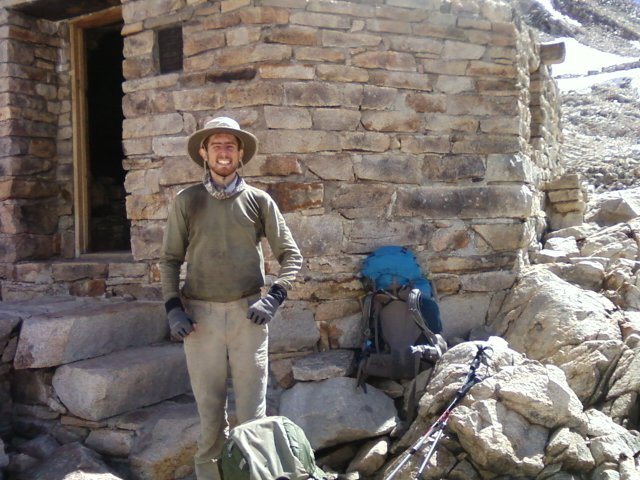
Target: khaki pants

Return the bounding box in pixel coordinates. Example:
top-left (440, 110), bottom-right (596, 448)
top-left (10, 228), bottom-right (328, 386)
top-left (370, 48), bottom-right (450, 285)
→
top-left (184, 297), bottom-right (268, 480)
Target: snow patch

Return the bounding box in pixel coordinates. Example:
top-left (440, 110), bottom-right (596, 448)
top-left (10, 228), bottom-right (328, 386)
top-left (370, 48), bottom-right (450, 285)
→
top-left (535, 0), bottom-right (582, 27)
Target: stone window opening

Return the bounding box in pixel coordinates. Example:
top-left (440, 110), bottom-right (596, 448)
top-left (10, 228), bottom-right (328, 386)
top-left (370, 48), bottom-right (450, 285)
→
top-left (157, 25), bottom-right (183, 74)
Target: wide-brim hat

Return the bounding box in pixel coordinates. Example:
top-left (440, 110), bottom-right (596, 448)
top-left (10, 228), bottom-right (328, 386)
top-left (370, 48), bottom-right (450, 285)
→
top-left (187, 117), bottom-right (258, 167)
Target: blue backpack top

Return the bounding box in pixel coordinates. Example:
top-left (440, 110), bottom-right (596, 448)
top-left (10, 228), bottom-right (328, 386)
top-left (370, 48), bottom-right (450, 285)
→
top-left (361, 246), bottom-right (434, 299)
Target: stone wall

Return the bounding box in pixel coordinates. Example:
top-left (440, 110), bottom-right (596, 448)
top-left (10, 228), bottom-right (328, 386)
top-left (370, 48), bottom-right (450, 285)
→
top-left (0, 9), bottom-right (67, 263)
top-left (0, 0), bottom-right (566, 339)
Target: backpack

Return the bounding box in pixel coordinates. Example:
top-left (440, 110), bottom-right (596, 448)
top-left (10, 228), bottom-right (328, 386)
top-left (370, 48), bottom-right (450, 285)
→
top-left (221, 416), bottom-right (328, 480)
top-left (356, 246), bottom-right (447, 386)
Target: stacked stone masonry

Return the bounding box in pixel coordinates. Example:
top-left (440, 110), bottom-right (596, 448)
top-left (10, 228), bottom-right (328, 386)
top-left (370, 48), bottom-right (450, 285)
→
top-left (0, 0), bottom-right (565, 339)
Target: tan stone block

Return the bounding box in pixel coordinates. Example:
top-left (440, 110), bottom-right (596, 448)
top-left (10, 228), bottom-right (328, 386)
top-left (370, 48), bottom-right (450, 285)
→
top-left (466, 61), bottom-right (517, 77)
top-left (421, 59), bottom-right (467, 76)
top-left (185, 12), bottom-right (239, 35)
top-left (290, 11), bottom-right (351, 29)
top-left (123, 30), bottom-right (154, 57)
top-left (464, 29), bottom-right (515, 47)
top-left (122, 57), bottom-right (155, 79)
top-left (321, 30), bottom-right (381, 48)
top-left (475, 77), bottom-right (519, 93)
top-left (399, 135), bottom-right (450, 154)
top-left (13, 263), bottom-right (52, 284)
top-left (125, 194), bottom-right (169, 221)
top-left (447, 95), bottom-right (518, 116)
top-left (423, 154), bottom-right (485, 182)
top-left (0, 178), bottom-right (58, 200)
top-left (260, 130), bottom-right (340, 154)
top-left (366, 19), bottom-right (411, 34)
top-left (551, 200), bottom-right (585, 213)
top-left (396, 185), bottom-right (533, 220)
top-left (424, 114), bottom-right (478, 133)
top-left (123, 113), bottom-right (184, 139)
top-left (29, 138), bottom-right (56, 158)
top-left (442, 40), bottom-right (486, 59)
top-left (172, 87), bottom-right (224, 111)
top-left (487, 46), bottom-right (517, 62)
top-left (312, 109), bottom-right (361, 131)
top-left (307, 0), bottom-right (374, 16)
top-left (375, 4), bottom-right (429, 21)
top-left (386, 35), bottom-right (443, 54)
top-left (361, 85), bottom-right (397, 110)
top-left (259, 64), bottom-right (315, 80)
top-left (51, 263), bottom-right (108, 282)
top-left (355, 154), bottom-right (421, 184)
top-left (159, 157), bottom-right (201, 186)
top-left (451, 134), bottom-right (522, 154)
top-left (472, 223), bottom-right (528, 251)
top-left (345, 218), bottom-right (435, 254)
top-left (412, 19), bottom-right (465, 41)
top-left (254, 181), bottom-right (323, 212)
top-left (316, 65), bottom-right (368, 83)
top-left (253, 155), bottom-right (302, 176)
top-left (261, 0), bottom-right (307, 7)
top-left (265, 25), bottom-right (318, 46)
top-left (369, 71), bottom-right (432, 91)
top-left (430, 226), bottom-right (471, 253)
top-left (284, 82), bottom-right (362, 107)
top-left (265, 106), bottom-right (312, 129)
top-left (305, 153), bottom-right (355, 181)
top-left (123, 90), bottom-right (174, 116)
top-left (226, 82), bottom-right (284, 107)
top-left (332, 184), bottom-right (395, 219)
top-left (151, 136), bottom-right (188, 157)
top-left (339, 132), bottom-right (390, 152)
top-left (352, 51), bottom-right (416, 71)
top-left (187, 44), bottom-right (292, 71)
top-left (361, 111), bottom-right (424, 133)
top-left (457, 17), bottom-right (491, 30)
top-left (221, 0), bottom-right (250, 12)
top-left (294, 46), bottom-right (346, 63)
top-left (238, 6), bottom-right (289, 24)
top-left (405, 92), bottom-right (446, 113)
top-left (122, 22), bottom-right (144, 36)
top-left (485, 153), bottom-right (533, 183)
top-left (122, 139), bottom-right (152, 156)
top-left (480, 116), bottom-right (522, 135)
top-left (183, 30), bottom-right (226, 57)
top-left (434, 75), bottom-right (474, 94)
top-left (124, 169), bottom-right (161, 195)
top-left (123, 74), bottom-right (179, 94)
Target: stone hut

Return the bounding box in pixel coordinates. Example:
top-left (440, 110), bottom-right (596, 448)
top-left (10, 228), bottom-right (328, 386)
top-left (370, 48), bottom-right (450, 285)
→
top-left (0, 0), bottom-right (568, 341)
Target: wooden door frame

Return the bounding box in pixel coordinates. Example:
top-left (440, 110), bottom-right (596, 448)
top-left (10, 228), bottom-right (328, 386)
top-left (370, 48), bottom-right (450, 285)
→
top-left (69, 6), bottom-right (122, 256)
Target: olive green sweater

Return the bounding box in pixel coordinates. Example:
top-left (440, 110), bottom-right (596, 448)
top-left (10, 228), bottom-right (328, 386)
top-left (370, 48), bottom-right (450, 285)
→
top-left (159, 183), bottom-right (302, 303)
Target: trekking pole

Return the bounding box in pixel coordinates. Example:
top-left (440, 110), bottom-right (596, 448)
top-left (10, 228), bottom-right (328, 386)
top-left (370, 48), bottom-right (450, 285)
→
top-left (384, 345), bottom-right (491, 480)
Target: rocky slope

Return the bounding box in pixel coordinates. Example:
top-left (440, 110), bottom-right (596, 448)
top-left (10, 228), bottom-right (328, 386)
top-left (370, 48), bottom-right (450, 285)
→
top-left (519, 0), bottom-right (640, 194)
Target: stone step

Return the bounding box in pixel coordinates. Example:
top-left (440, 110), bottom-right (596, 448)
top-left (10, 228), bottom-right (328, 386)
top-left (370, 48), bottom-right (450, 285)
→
top-left (52, 343), bottom-right (190, 422)
top-left (13, 297), bottom-right (167, 369)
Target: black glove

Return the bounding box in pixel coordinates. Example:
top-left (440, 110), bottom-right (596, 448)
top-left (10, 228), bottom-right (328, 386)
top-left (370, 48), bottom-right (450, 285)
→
top-left (165, 298), bottom-right (194, 340)
top-left (247, 284), bottom-right (287, 325)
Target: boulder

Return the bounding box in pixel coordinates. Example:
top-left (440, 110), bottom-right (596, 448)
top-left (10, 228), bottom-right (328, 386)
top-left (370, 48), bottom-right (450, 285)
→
top-left (488, 267), bottom-right (623, 402)
top-left (128, 402), bottom-right (199, 480)
top-left (279, 376), bottom-right (397, 450)
top-left (291, 350), bottom-right (355, 381)
top-left (585, 187), bottom-right (640, 226)
top-left (52, 344), bottom-right (189, 421)
top-left (20, 442), bottom-right (122, 480)
top-left (14, 299), bottom-right (166, 369)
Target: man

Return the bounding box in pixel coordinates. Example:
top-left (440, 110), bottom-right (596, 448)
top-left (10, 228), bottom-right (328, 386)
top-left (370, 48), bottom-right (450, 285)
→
top-left (159, 117), bottom-right (303, 480)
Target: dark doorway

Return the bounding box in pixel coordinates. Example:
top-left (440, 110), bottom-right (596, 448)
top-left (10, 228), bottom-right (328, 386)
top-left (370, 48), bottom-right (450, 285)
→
top-left (85, 23), bottom-right (130, 252)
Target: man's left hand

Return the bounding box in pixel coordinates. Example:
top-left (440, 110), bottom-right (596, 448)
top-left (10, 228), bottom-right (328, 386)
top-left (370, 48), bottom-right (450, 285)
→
top-left (247, 295), bottom-right (280, 325)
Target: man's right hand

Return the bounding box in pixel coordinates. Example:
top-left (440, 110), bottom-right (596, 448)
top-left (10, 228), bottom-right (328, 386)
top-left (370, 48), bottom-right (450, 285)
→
top-left (167, 308), bottom-right (194, 340)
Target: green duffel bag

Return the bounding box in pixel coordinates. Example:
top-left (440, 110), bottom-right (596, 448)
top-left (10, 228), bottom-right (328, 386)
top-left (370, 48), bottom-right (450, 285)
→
top-left (221, 416), bottom-right (328, 480)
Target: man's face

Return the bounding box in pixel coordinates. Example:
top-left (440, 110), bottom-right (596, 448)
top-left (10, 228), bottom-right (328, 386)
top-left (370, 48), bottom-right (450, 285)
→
top-left (200, 133), bottom-right (243, 180)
